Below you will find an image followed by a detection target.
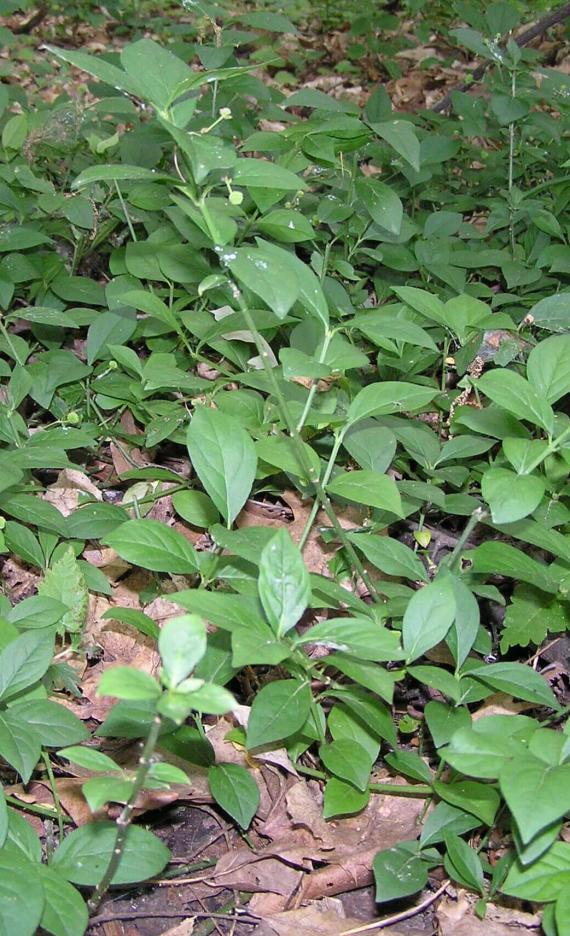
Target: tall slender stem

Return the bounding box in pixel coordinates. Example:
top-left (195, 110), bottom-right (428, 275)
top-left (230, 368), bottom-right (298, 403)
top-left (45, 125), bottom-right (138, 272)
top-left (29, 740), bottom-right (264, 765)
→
top-left (296, 328), bottom-right (334, 433)
top-left (88, 714), bottom-right (162, 913)
top-left (235, 293), bottom-right (380, 600)
top-left (299, 429), bottom-right (344, 550)
top-left (443, 507), bottom-right (488, 573)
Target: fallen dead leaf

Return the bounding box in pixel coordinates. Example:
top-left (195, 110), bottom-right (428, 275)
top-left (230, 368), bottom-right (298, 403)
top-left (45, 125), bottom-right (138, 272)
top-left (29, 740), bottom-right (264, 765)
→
top-left (437, 894), bottom-right (541, 935)
top-left (209, 780), bottom-right (424, 907)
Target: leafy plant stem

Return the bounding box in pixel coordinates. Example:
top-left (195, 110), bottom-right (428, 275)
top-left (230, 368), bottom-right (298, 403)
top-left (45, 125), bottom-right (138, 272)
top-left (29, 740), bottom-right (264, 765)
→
top-left (298, 428), bottom-right (344, 550)
top-left (87, 713), bottom-right (163, 913)
top-left (114, 180), bottom-right (138, 243)
top-left (295, 327), bottom-right (334, 432)
top-left (295, 763), bottom-right (430, 796)
top-left (443, 507), bottom-right (488, 572)
top-left (508, 68), bottom-right (518, 254)
top-left (523, 424), bottom-right (570, 474)
top-left (42, 750), bottom-right (65, 839)
top-left (5, 794), bottom-right (73, 822)
top-left (235, 293), bottom-right (380, 599)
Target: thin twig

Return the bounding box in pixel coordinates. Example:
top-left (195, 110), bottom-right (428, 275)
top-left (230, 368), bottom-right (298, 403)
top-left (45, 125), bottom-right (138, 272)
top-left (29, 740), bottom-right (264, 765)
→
top-left (338, 879), bottom-right (450, 936)
top-left (87, 714), bottom-right (162, 913)
top-left (432, 1), bottom-right (570, 113)
top-left (88, 908), bottom-right (259, 927)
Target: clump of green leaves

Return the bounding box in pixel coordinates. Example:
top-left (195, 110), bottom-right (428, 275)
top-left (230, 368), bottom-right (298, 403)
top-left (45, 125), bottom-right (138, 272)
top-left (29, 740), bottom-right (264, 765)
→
top-left (1, 1), bottom-right (570, 933)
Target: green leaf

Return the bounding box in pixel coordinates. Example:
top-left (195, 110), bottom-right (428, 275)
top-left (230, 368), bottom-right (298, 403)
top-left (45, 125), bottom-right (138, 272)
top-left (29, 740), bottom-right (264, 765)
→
top-left (104, 519), bottom-right (198, 574)
top-left (502, 843), bottom-right (570, 901)
top-left (469, 541), bottom-right (559, 594)
top-left (187, 406), bottom-right (257, 526)
top-left (256, 209), bottom-right (315, 243)
top-left (82, 777), bottom-right (134, 812)
top-left (434, 779), bottom-right (500, 825)
top-left (424, 701), bottom-right (472, 749)
top-left (101, 608), bottom-right (160, 641)
top-left (238, 10), bottom-right (297, 32)
top-left (47, 44), bottom-right (141, 96)
top-left (330, 656), bottom-right (398, 704)
top-left (500, 756), bottom-right (570, 844)
top-left (500, 585), bottom-right (570, 653)
top-left (246, 679), bottom-right (311, 749)
top-left (38, 547), bottom-right (88, 635)
top-left (320, 739), bottom-right (373, 791)
top-left (258, 529), bottom-right (310, 637)
top-left (443, 715), bottom-right (538, 778)
top-left (228, 244), bottom-right (299, 318)
top-left (3, 592), bottom-right (62, 631)
top-left (403, 577), bottom-right (456, 663)
top-left (323, 777), bottom-right (370, 818)
top-left (57, 746), bottom-right (120, 773)
top-left (477, 369), bottom-right (554, 434)
top-left (256, 435), bottom-right (320, 480)
top-left (0, 630), bottom-right (55, 702)
top-left (347, 381), bottom-right (438, 426)
top-left (556, 887), bottom-right (570, 936)
top-left (98, 667), bottom-right (161, 701)
top-left (373, 843), bottom-right (428, 903)
top-left (482, 467), bottom-right (545, 523)
top-left (208, 764), bottom-right (260, 829)
top-left (371, 119), bottom-right (421, 171)
top-left (467, 662), bottom-right (559, 709)
top-left (349, 532), bottom-right (428, 582)
top-left (0, 710), bottom-right (41, 782)
top-left (232, 159), bottom-right (305, 191)
top-left (343, 423), bottom-right (397, 473)
top-left (51, 821), bottom-right (170, 886)
top-left (385, 749), bottom-right (432, 784)
top-left (72, 165), bottom-right (173, 190)
top-left (257, 240), bottom-right (329, 327)
top-left (120, 38), bottom-right (193, 109)
top-left (9, 700), bottom-right (89, 748)
top-left (172, 490), bottom-right (219, 528)
top-left (159, 614), bottom-right (207, 687)
top-left (295, 616), bottom-right (403, 662)
top-left (529, 293), bottom-right (570, 333)
top-left (527, 334), bottom-right (570, 404)
top-left (0, 849), bottom-right (44, 936)
top-left (444, 833), bottom-right (484, 893)
top-left (327, 470), bottom-right (403, 515)
top-left (38, 866), bottom-right (88, 936)
top-left (420, 802), bottom-right (481, 848)
top-left (357, 179), bottom-right (403, 235)
top-left (447, 575), bottom-right (480, 669)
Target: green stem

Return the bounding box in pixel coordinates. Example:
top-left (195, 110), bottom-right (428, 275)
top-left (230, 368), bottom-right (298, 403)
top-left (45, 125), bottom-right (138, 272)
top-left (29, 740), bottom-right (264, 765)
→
top-left (236, 294), bottom-right (380, 601)
top-left (298, 429), bottom-right (344, 550)
top-left (42, 751), bottom-right (65, 840)
top-left (295, 327), bottom-right (334, 433)
top-left (295, 764), bottom-right (430, 796)
top-left (87, 713), bottom-right (162, 913)
top-left (524, 424), bottom-right (570, 475)
top-left (368, 781), bottom-right (431, 797)
top-left (114, 181), bottom-right (137, 243)
top-left (5, 794), bottom-right (72, 823)
top-left (443, 507), bottom-right (488, 573)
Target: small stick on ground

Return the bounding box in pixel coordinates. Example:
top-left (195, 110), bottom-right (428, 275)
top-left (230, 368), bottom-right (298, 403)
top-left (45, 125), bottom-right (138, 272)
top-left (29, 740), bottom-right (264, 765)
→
top-left (338, 879), bottom-right (450, 936)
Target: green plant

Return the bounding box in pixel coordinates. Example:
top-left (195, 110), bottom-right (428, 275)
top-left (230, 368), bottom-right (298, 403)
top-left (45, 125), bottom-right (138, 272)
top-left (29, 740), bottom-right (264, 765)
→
top-left (1, 1), bottom-right (570, 932)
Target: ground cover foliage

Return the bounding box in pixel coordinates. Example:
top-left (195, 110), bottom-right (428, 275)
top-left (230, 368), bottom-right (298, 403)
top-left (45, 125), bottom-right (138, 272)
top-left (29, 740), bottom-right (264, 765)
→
top-left (1, 0), bottom-right (570, 933)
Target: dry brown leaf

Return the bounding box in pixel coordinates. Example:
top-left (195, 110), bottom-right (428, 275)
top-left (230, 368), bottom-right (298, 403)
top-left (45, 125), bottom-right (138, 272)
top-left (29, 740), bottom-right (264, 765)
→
top-left (44, 468), bottom-right (102, 516)
top-left (252, 901), bottom-right (409, 935)
top-left (437, 894), bottom-right (541, 935)
top-left (210, 782), bottom-right (424, 906)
